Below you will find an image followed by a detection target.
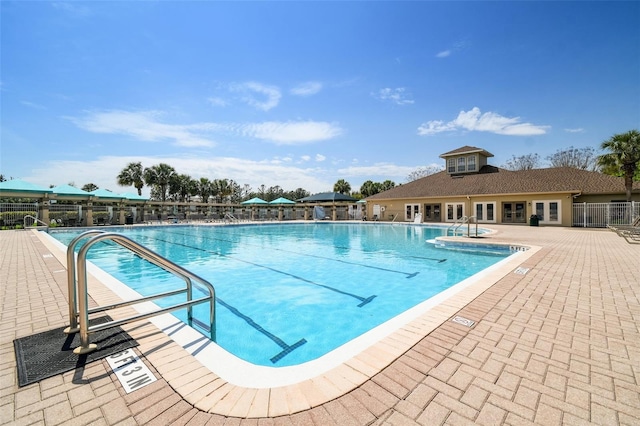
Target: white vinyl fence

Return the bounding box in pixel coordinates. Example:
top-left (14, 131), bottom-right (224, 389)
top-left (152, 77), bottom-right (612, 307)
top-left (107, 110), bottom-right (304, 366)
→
top-left (572, 202), bottom-right (639, 228)
top-left (0, 202), bottom-right (38, 228)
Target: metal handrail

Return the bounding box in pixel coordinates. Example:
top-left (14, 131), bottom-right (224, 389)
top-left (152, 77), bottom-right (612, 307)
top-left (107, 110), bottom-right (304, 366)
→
top-left (66, 230), bottom-right (216, 355)
top-left (466, 215), bottom-right (478, 237)
top-left (223, 212), bottom-right (238, 223)
top-left (447, 216), bottom-right (467, 235)
top-left (65, 230), bottom-right (107, 333)
top-left (23, 215), bottom-right (49, 231)
top-left (447, 215), bottom-right (478, 237)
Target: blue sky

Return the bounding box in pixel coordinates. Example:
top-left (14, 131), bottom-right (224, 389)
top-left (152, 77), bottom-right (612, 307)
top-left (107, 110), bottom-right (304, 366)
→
top-left (2, 1), bottom-right (639, 196)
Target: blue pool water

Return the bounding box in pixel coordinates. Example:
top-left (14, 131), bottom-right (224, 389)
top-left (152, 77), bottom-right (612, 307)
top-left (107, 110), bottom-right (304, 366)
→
top-left (51, 223), bottom-right (510, 367)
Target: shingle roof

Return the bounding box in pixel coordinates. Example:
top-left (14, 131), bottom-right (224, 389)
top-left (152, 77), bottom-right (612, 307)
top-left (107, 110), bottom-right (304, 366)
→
top-left (366, 167), bottom-right (640, 200)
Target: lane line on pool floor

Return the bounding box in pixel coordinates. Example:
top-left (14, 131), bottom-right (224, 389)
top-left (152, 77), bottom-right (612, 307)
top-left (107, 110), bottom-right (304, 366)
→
top-left (153, 229), bottom-right (379, 305)
top-left (162, 227), bottom-right (423, 278)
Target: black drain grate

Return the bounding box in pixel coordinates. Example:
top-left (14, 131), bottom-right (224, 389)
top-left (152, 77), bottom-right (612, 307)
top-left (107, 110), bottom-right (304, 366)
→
top-left (13, 316), bottom-right (138, 387)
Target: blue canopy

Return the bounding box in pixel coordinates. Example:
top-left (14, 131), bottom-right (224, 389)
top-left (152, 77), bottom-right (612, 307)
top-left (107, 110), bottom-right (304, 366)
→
top-left (120, 192), bottom-right (149, 201)
top-left (0, 179), bottom-right (52, 194)
top-left (90, 188), bottom-right (123, 199)
top-left (51, 184), bottom-right (91, 197)
top-left (241, 197), bottom-right (268, 205)
top-left (269, 197), bottom-right (296, 204)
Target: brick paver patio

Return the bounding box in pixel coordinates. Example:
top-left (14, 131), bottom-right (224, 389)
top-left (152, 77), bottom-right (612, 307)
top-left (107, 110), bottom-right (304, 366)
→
top-left (1, 225), bottom-right (639, 425)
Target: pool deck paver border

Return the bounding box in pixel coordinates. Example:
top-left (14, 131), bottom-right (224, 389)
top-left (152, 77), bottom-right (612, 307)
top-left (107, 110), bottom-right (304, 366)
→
top-left (1, 224), bottom-right (639, 425)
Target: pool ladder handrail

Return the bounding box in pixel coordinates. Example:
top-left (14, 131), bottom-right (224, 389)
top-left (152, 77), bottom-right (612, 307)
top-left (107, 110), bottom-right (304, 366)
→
top-left (223, 212), bottom-right (239, 223)
top-left (23, 215), bottom-right (49, 231)
top-left (65, 230), bottom-right (216, 355)
top-left (447, 215), bottom-right (478, 237)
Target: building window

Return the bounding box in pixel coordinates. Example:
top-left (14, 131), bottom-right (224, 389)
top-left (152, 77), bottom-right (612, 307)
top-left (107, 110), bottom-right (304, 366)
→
top-left (467, 155), bottom-right (476, 172)
top-left (473, 202), bottom-right (496, 223)
top-left (550, 202), bottom-right (558, 221)
top-left (448, 158), bottom-right (456, 173)
top-left (533, 200), bottom-right (561, 224)
top-left (457, 157), bottom-right (466, 172)
top-left (405, 204), bottom-right (420, 221)
top-left (446, 203), bottom-right (465, 222)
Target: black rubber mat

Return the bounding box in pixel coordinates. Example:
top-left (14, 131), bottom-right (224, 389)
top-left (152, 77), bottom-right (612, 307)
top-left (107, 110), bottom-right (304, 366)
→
top-left (13, 316), bottom-right (138, 387)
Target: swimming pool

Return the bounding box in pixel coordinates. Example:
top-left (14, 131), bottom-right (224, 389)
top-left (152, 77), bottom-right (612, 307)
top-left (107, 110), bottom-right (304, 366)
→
top-left (51, 223), bottom-right (512, 368)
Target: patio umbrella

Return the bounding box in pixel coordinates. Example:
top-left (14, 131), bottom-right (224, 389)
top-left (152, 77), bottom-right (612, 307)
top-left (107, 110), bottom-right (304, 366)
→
top-left (268, 197), bottom-right (296, 204)
top-left (241, 197), bottom-right (268, 205)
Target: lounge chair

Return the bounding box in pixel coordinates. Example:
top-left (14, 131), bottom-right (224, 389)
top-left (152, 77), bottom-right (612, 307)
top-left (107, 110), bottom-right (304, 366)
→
top-left (609, 215), bottom-right (640, 243)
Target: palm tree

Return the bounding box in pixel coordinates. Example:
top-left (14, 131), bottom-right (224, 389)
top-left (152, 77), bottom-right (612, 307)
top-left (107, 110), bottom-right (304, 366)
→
top-left (380, 180), bottom-right (396, 191)
top-left (117, 162), bottom-right (145, 196)
top-left (82, 183), bottom-right (99, 192)
top-left (360, 180), bottom-right (380, 197)
top-left (214, 179), bottom-right (232, 203)
top-left (597, 130), bottom-right (640, 202)
top-left (143, 163), bottom-right (176, 202)
top-left (169, 174), bottom-right (195, 202)
top-left (197, 178), bottom-right (213, 203)
top-left (333, 179), bottom-right (351, 194)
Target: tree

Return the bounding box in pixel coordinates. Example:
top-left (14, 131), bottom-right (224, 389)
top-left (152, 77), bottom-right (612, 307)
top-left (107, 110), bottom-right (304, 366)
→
top-left (197, 178), bottom-right (213, 203)
top-left (117, 162), bottom-right (145, 195)
top-left (597, 129), bottom-right (640, 202)
top-left (169, 174), bottom-right (195, 202)
top-left (228, 180), bottom-right (243, 204)
top-left (82, 183), bottom-right (99, 192)
top-left (143, 163), bottom-right (176, 202)
top-left (546, 146), bottom-right (598, 170)
top-left (0, 174), bottom-right (6, 182)
top-left (380, 180), bottom-right (396, 191)
top-left (501, 153), bottom-right (541, 171)
top-left (290, 188), bottom-right (310, 200)
top-left (406, 165), bottom-right (444, 182)
top-left (214, 179), bottom-right (232, 203)
top-left (266, 185), bottom-right (284, 202)
top-left (333, 179), bottom-right (351, 194)
top-left (360, 180), bottom-right (381, 197)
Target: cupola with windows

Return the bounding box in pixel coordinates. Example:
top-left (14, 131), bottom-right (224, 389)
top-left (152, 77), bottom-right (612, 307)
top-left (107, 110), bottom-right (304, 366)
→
top-left (439, 146), bottom-right (495, 176)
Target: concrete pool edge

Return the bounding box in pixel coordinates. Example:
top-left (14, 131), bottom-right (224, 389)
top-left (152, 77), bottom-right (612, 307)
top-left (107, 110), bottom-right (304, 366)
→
top-left (34, 227), bottom-right (541, 417)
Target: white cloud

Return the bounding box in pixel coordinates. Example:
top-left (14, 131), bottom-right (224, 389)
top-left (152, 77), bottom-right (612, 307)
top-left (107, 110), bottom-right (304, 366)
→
top-left (239, 121), bottom-right (343, 145)
top-left (418, 107), bottom-right (549, 136)
top-left (25, 154), bottom-right (337, 195)
top-left (290, 81), bottom-right (322, 96)
top-left (315, 154), bottom-right (326, 162)
top-left (564, 128), bottom-right (584, 133)
top-left (230, 81), bottom-right (281, 111)
top-left (374, 88), bottom-right (414, 105)
top-left (300, 155), bottom-right (311, 162)
top-left (68, 110), bottom-right (217, 147)
top-left (436, 39), bottom-right (468, 58)
top-left (69, 110), bottom-right (342, 147)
